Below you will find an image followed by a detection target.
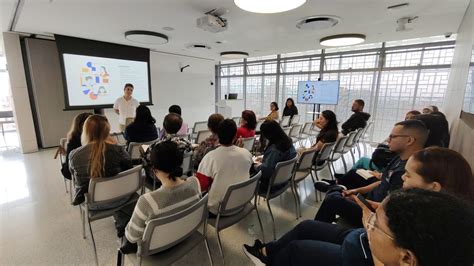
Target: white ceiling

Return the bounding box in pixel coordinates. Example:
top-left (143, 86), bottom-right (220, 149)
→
top-left (0, 0), bottom-right (471, 60)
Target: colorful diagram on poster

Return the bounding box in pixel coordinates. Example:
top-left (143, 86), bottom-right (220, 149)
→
top-left (80, 62), bottom-right (110, 100)
top-left (300, 82), bottom-right (316, 102)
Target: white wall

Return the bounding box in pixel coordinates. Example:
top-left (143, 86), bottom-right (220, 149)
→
top-left (443, 0), bottom-right (474, 170)
top-left (2, 32), bottom-right (38, 153)
top-left (104, 52), bottom-right (215, 132)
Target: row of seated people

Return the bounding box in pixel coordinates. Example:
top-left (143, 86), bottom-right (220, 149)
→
top-left (242, 118), bottom-right (473, 265)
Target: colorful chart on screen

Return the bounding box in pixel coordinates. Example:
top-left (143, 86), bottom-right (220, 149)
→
top-left (297, 80), bottom-right (340, 105)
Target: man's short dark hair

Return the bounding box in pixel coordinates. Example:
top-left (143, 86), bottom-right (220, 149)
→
top-left (395, 119), bottom-right (429, 146)
top-left (217, 119), bottom-right (237, 145)
top-left (163, 113), bottom-right (183, 134)
top-left (124, 83), bottom-right (134, 89)
top-left (355, 99), bottom-right (365, 108)
top-left (168, 105), bottom-right (182, 116)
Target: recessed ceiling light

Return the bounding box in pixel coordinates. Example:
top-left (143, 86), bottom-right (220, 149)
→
top-left (234, 0), bottom-right (306, 13)
top-left (387, 3), bottom-right (409, 10)
top-left (124, 30), bottom-right (168, 45)
top-left (220, 51), bottom-right (249, 59)
top-left (162, 26), bottom-right (175, 31)
top-left (186, 43), bottom-right (212, 50)
top-left (320, 34), bottom-right (366, 47)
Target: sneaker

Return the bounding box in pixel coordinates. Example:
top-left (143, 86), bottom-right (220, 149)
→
top-left (242, 242), bottom-right (267, 266)
top-left (314, 181), bottom-right (331, 192)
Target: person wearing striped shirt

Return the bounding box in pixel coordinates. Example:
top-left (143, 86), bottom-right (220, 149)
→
top-left (124, 140), bottom-right (201, 244)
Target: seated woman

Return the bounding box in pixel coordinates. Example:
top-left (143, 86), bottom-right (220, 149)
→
top-left (260, 102), bottom-right (279, 121)
top-left (298, 110), bottom-right (339, 155)
top-left (235, 110), bottom-right (257, 139)
top-left (125, 140), bottom-right (201, 244)
top-left (282, 98), bottom-right (298, 119)
top-left (254, 120), bottom-right (296, 192)
top-left (194, 113), bottom-right (224, 168)
top-left (61, 112), bottom-right (92, 180)
top-left (243, 147), bottom-right (474, 266)
top-left (124, 105), bottom-right (158, 144)
top-left (70, 115), bottom-right (133, 207)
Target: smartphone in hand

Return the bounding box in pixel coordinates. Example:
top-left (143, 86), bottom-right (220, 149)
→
top-left (356, 193), bottom-right (376, 212)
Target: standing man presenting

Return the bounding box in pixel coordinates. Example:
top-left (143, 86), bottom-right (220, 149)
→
top-left (114, 83), bottom-right (140, 132)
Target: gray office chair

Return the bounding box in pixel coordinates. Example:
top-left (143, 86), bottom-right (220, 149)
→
top-left (280, 115), bottom-right (291, 127)
top-left (311, 142), bottom-right (337, 201)
top-left (241, 136), bottom-right (256, 152)
top-left (59, 137), bottom-right (73, 202)
top-left (328, 136), bottom-right (350, 176)
top-left (288, 124), bottom-right (303, 144)
top-left (195, 130), bottom-right (213, 144)
top-left (257, 157), bottom-right (298, 240)
top-left (80, 165), bottom-right (143, 266)
top-left (117, 195), bottom-right (212, 266)
top-left (191, 121), bottom-right (208, 141)
top-left (208, 172), bottom-right (264, 265)
top-left (127, 139), bottom-right (159, 162)
top-left (291, 149), bottom-right (317, 218)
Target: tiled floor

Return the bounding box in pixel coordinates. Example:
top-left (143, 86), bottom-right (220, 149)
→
top-left (0, 142), bottom-right (359, 266)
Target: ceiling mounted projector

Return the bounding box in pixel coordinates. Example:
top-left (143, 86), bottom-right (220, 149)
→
top-left (124, 30), bottom-right (168, 45)
top-left (320, 34), bottom-right (366, 47)
top-left (197, 8), bottom-right (228, 33)
top-left (234, 0), bottom-right (306, 13)
top-left (396, 16), bottom-right (418, 32)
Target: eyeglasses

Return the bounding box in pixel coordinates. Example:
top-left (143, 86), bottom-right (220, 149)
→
top-left (388, 134), bottom-right (411, 140)
top-left (366, 212), bottom-right (394, 241)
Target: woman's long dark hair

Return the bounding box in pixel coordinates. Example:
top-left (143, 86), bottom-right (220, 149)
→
top-left (320, 110), bottom-right (338, 133)
top-left (260, 120), bottom-right (292, 152)
top-left (134, 105), bottom-right (156, 124)
top-left (283, 98), bottom-right (297, 112)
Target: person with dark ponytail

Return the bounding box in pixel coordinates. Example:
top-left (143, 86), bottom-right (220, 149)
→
top-left (124, 140), bottom-right (201, 244)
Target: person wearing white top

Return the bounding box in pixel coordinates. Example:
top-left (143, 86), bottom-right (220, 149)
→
top-left (113, 83), bottom-right (140, 132)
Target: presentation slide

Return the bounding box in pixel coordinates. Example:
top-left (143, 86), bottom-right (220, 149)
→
top-left (63, 54), bottom-right (150, 107)
top-left (297, 80), bottom-right (340, 105)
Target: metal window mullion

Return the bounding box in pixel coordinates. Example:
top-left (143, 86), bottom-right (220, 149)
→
top-left (275, 54), bottom-right (282, 104)
top-left (411, 47), bottom-right (425, 110)
top-left (370, 42), bottom-right (386, 142)
top-left (243, 58), bottom-right (247, 109)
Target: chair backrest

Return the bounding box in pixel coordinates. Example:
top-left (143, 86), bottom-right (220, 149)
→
top-left (363, 121), bottom-right (374, 139)
top-left (290, 114), bottom-right (300, 125)
top-left (354, 127), bottom-right (365, 143)
top-left (128, 139), bottom-right (159, 160)
top-left (181, 151), bottom-right (193, 176)
top-left (296, 149), bottom-right (317, 171)
top-left (88, 165), bottom-right (143, 204)
top-left (241, 137), bottom-right (256, 152)
top-left (192, 121), bottom-right (208, 135)
top-left (344, 130), bottom-right (358, 147)
top-left (111, 132), bottom-right (127, 145)
top-left (232, 117), bottom-right (241, 125)
top-left (195, 130), bottom-right (212, 144)
top-left (333, 136), bottom-right (349, 154)
top-left (219, 172), bottom-right (262, 215)
top-left (288, 124), bottom-right (302, 138)
top-left (255, 120), bottom-right (264, 132)
top-left (59, 138), bottom-right (68, 163)
top-left (280, 116), bottom-right (291, 127)
top-left (271, 157), bottom-right (298, 186)
top-left (301, 122), bottom-right (313, 134)
top-left (282, 126), bottom-right (291, 136)
top-left (140, 194), bottom-right (209, 256)
top-left (315, 141), bottom-right (336, 163)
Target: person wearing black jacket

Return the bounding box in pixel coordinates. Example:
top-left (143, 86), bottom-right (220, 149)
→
top-left (124, 105), bottom-right (158, 144)
top-left (341, 99), bottom-right (371, 135)
top-left (282, 98), bottom-right (298, 118)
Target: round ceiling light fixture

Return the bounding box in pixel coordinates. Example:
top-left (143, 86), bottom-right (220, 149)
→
top-left (220, 51), bottom-right (249, 59)
top-left (320, 34), bottom-right (366, 47)
top-left (125, 30), bottom-right (168, 45)
top-left (234, 0), bottom-right (306, 13)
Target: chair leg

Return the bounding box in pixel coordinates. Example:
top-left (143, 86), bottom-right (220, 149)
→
top-left (88, 220), bottom-right (99, 266)
top-left (216, 231), bottom-right (225, 265)
top-left (254, 202), bottom-right (265, 243)
top-left (81, 208), bottom-right (86, 239)
top-left (330, 161), bottom-right (337, 179)
top-left (69, 180), bottom-right (73, 203)
top-left (204, 237), bottom-right (213, 266)
top-left (341, 156), bottom-right (348, 173)
top-left (266, 199), bottom-right (276, 240)
top-left (116, 248), bottom-right (124, 266)
top-left (350, 150), bottom-right (356, 165)
top-left (64, 179), bottom-right (68, 193)
top-left (290, 182), bottom-right (299, 220)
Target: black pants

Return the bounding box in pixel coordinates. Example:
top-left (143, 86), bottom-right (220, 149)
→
top-left (314, 191), bottom-right (363, 228)
top-left (337, 170), bottom-right (378, 190)
top-left (265, 220), bottom-right (352, 266)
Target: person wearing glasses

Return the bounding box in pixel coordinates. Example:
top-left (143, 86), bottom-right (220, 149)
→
top-left (314, 120), bottom-right (429, 227)
top-left (243, 147), bottom-right (474, 266)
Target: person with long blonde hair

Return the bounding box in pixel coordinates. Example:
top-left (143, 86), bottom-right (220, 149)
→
top-left (69, 115), bottom-right (132, 207)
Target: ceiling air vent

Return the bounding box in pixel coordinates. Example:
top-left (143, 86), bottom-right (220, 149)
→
top-left (296, 16), bottom-right (340, 30)
top-left (186, 43), bottom-right (212, 50)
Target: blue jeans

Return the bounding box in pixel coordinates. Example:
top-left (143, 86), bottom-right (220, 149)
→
top-left (265, 220), bottom-right (352, 266)
top-left (314, 191), bottom-right (363, 228)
